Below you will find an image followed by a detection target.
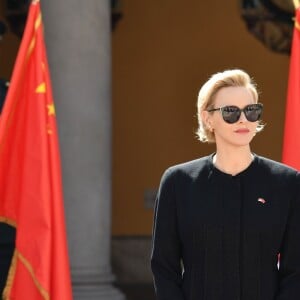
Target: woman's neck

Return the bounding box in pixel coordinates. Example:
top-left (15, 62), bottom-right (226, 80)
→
top-left (213, 146), bottom-right (254, 176)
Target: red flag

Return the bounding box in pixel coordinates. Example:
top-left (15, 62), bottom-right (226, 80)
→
top-left (282, 6), bottom-right (300, 169)
top-left (0, 1), bottom-right (73, 299)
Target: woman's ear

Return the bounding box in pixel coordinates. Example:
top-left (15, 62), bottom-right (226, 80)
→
top-left (201, 110), bottom-right (212, 130)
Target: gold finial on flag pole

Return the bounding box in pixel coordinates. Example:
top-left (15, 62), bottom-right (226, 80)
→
top-left (293, 0), bottom-right (300, 31)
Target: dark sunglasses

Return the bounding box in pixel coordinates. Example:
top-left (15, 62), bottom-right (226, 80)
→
top-left (207, 103), bottom-right (263, 124)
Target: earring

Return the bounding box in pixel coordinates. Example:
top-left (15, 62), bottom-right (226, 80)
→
top-left (207, 124), bottom-right (213, 132)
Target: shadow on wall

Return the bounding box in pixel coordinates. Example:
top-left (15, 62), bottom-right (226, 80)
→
top-left (112, 236), bottom-right (156, 300)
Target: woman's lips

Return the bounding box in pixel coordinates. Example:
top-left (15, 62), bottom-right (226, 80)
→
top-left (235, 128), bottom-right (250, 133)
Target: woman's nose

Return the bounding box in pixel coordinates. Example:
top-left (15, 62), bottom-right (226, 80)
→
top-left (238, 111), bottom-right (247, 122)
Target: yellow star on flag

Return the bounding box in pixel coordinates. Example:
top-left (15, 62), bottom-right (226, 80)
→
top-left (46, 124), bottom-right (53, 135)
top-left (35, 82), bottom-right (46, 93)
top-left (47, 103), bottom-right (55, 116)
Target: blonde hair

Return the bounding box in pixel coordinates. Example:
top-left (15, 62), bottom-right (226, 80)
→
top-left (196, 69), bottom-right (264, 143)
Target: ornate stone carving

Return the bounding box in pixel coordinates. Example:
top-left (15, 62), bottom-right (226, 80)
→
top-left (241, 0), bottom-right (295, 55)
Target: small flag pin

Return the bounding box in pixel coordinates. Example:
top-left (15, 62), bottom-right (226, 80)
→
top-left (258, 198), bottom-right (266, 204)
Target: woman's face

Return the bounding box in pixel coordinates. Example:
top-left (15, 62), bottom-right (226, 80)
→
top-left (203, 86), bottom-right (258, 149)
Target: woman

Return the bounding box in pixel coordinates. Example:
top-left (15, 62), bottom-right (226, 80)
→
top-left (151, 69), bottom-right (300, 300)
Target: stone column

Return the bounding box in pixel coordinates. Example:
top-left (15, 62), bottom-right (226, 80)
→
top-left (41, 1), bottom-right (124, 299)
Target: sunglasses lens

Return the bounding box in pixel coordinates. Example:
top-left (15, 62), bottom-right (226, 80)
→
top-left (212, 103), bottom-right (263, 124)
top-left (221, 106), bottom-right (241, 124)
top-left (244, 104), bottom-right (263, 122)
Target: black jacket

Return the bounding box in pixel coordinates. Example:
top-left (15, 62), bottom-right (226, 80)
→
top-left (0, 223), bottom-right (15, 294)
top-left (151, 154), bottom-right (300, 300)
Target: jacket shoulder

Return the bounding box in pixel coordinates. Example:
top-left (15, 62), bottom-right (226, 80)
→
top-left (257, 156), bottom-right (299, 178)
top-left (162, 156), bottom-right (211, 183)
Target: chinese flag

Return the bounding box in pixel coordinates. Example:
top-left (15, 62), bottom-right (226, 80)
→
top-left (0, 1), bottom-right (73, 299)
top-left (282, 6), bottom-right (300, 170)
